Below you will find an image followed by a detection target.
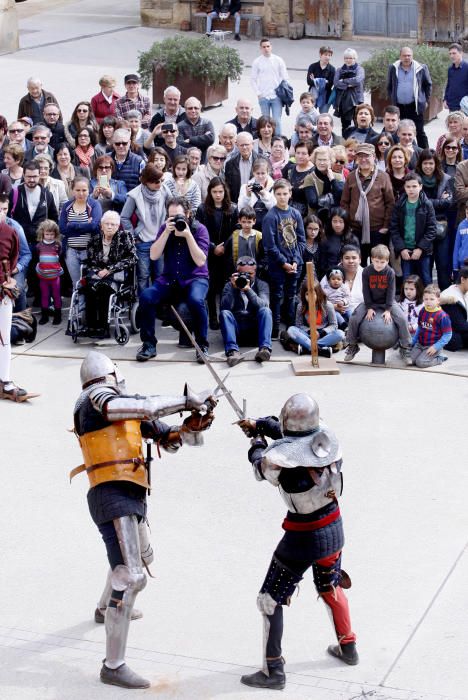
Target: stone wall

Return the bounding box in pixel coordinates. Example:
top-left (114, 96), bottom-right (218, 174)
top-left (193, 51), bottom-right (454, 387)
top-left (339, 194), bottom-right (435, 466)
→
top-left (140, 0), bottom-right (190, 29)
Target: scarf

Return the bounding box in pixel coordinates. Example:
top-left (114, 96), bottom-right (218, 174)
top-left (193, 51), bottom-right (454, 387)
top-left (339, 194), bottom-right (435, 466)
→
top-left (354, 167), bottom-right (379, 245)
top-left (141, 184), bottom-right (165, 228)
top-left (421, 174), bottom-right (436, 187)
top-left (75, 145), bottom-right (94, 167)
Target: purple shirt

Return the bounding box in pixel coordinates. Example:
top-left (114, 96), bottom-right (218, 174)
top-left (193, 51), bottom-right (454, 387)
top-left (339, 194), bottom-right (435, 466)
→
top-left (156, 220), bottom-right (209, 286)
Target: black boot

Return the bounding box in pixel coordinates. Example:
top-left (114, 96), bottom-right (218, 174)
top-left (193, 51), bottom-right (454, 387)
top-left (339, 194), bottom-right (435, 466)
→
top-left (327, 641), bottom-right (359, 665)
top-left (38, 308), bottom-right (49, 325)
top-left (52, 309), bottom-right (62, 325)
top-left (241, 658), bottom-right (285, 690)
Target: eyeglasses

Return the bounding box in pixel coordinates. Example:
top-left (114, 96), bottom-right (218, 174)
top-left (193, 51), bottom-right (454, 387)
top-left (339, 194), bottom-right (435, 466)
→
top-left (98, 165), bottom-right (112, 170)
top-left (444, 145), bottom-right (458, 150)
top-left (114, 141), bottom-right (129, 146)
top-left (187, 106), bottom-right (200, 110)
top-left (211, 156), bottom-right (226, 161)
top-left (45, 113), bottom-right (59, 117)
top-left (77, 108), bottom-right (89, 113)
top-left (9, 129), bottom-right (24, 134)
top-left (33, 135), bottom-right (48, 140)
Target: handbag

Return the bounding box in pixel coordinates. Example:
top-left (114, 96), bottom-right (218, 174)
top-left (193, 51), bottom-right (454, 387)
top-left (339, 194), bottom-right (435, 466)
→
top-left (434, 220), bottom-right (448, 241)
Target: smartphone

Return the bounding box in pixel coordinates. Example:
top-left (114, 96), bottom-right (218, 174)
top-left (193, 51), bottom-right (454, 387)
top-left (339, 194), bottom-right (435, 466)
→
top-left (99, 175), bottom-right (109, 187)
top-left (162, 123), bottom-right (175, 132)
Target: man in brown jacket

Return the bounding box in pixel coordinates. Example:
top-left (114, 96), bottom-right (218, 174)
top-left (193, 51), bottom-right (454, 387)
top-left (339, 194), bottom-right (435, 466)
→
top-left (17, 78), bottom-right (60, 126)
top-left (340, 142), bottom-right (395, 263)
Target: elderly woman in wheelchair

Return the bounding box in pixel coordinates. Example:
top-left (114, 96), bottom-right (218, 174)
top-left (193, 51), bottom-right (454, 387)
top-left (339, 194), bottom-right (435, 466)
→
top-left (68, 210), bottom-right (138, 342)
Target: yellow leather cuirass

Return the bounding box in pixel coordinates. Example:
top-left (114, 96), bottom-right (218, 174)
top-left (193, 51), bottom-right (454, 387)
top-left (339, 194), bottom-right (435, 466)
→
top-left (74, 420), bottom-right (149, 489)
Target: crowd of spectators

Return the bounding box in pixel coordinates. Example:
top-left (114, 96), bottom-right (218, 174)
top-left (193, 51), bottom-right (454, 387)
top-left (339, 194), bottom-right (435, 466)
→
top-left (1, 39), bottom-right (468, 367)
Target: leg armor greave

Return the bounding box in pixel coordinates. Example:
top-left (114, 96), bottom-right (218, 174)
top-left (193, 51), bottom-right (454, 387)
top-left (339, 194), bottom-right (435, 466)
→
top-left (104, 516), bottom-right (147, 669)
top-left (256, 556), bottom-right (302, 675)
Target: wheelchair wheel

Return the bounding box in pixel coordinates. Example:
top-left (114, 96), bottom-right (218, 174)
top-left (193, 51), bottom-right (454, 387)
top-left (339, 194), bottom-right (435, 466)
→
top-left (114, 322), bottom-right (130, 345)
top-left (129, 301), bottom-right (140, 333)
top-left (71, 319), bottom-right (79, 344)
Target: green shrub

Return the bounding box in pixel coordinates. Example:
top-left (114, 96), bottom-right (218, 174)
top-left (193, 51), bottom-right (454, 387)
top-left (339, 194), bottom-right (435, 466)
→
top-left (138, 35), bottom-right (244, 89)
top-left (362, 44), bottom-right (450, 99)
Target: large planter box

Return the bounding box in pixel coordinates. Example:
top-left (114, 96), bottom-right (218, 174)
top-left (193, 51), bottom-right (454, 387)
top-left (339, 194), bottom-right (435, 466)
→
top-left (152, 65), bottom-right (228, 109)
top-left (371, 91), bottom-right (444, 123)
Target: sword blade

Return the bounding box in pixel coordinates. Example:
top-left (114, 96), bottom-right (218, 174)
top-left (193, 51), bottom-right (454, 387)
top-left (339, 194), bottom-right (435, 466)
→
top-left (170, 305), bottom-right (246, 419)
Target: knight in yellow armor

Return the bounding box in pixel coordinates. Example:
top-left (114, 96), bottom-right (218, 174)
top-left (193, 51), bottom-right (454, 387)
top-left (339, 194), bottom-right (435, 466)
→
top-left (73, 350), bottom-right (216, 689)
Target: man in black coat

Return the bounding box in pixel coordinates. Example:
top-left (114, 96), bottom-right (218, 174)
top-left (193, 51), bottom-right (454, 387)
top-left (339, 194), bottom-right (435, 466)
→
top-left (224, 132), bottom-right (257, 204)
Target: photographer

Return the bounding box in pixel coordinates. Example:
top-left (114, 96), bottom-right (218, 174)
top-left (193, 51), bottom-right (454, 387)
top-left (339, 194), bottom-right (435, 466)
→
top-left (219, 256), bottom-right (273, 366)
top-left (137, 196), bottom-right (210, 363)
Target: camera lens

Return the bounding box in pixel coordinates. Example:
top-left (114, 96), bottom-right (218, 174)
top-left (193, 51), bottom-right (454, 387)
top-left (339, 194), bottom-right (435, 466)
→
top-left (235, 274), bottom-right (248, 289)
top-left (173, 214), bottom-right (187, 232)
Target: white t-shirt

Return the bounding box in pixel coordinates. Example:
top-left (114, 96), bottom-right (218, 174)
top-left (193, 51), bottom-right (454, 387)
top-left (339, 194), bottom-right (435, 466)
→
top-left (251, 54), bottom-right (289, 100)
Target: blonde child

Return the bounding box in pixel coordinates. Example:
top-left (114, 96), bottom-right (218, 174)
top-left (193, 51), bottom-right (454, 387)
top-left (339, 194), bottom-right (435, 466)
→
top-left (36, 220), bottom-right (63, 325)
top-left (291, 92), bottom-right (319, 147)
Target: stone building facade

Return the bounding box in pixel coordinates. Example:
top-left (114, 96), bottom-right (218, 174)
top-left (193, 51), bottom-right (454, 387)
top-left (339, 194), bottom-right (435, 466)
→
top-left (141, 0), bottom-right (468, 44)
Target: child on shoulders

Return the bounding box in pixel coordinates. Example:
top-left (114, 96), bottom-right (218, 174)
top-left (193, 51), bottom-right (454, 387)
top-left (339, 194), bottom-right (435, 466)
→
top-left (223, 205), bottom-right (265, 278)
top-left (344, 244), bottom-right (412, 364)
top-left (290, 92), bottom-right (319, 148)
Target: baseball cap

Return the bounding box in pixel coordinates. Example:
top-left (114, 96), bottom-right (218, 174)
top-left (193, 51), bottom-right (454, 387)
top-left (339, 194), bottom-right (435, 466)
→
top-left (19, 116), bottom-right (33, 127)
top-left (355, 142), bottom-right (375, 156)
top-left (124, 73), bottom-right (140, 83)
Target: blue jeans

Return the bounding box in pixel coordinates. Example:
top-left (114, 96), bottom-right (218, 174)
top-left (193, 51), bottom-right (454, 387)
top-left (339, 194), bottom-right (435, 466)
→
top-left (432, 235), bottom-right (451, 291)
top-left (206, 11), bottom-right (241, 33)
top-left (66, 248), bottom-right (88, 313)
top-left (287, 326), bottom-right (344, 352)
top-left (268, 265), bottom-right (302, 330)
top-left (135, 240), bottom-right (163, 296)
top-left (13, 270), bottom-right (27, 312)
top-left (258, 96), bottom-right (283, 135)
top-left (139, 278), bottom-right (209, 347)
top-left (401, 256), bottom-right (432, 286)
top-left (220, 307), bottom-right (273, 352)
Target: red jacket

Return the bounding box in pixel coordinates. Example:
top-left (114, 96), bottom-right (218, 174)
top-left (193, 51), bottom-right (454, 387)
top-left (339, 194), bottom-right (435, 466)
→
top-left (90, 91), bottom-right (120, 124)
top-left (0, 222), bottom-right (19, 284)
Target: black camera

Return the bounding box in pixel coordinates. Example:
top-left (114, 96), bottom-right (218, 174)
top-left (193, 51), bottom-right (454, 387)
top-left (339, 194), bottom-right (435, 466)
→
top-left (250, 181), bottom-right (263, 194)
top-left (235, 273), bottom-right (251, 289)
top-left (172, 214), bottom-right (187, 232)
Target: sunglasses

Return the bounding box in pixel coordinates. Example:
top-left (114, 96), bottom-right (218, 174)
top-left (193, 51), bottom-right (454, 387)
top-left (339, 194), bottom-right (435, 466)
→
top-left (444, 145), bottom-right (458, 150)
top-left (98, 165), bottom-right (112, 170)
top-left (9, 129), bottom-right (24, 134)
top-left (114, 141), bottom-right (129, 146)
top-left (33, 135), bottom-right (48, 140)
top-left (77, 108), bottom-right (89, 113)
top-left (211, 156), bottom-right (226, 161)
top-left (334, 159), bottom-right (345, 164)
top-left (379, 141), bottom-right (391, 146)
top-left (237, 259), bottom-right (256, 266)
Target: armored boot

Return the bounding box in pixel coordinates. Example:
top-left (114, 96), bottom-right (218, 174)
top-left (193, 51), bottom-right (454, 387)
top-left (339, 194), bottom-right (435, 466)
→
top-left (241, 657), bottom-right (285, 690)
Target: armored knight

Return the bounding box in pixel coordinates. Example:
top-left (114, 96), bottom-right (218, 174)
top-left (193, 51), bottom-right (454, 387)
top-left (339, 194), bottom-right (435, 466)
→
top-left (72, 351), bottom-right (216, 689)
top-left (238, 393), bottom-right (358, 691)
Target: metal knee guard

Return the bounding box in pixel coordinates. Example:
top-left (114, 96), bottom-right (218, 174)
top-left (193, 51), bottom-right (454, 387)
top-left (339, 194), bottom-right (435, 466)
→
top-left (105, 516), bottom-right (147, 670)
top-left (312, 553), bottom-right (350, 594)
top-left (257, 556), bottom-right (302, 614)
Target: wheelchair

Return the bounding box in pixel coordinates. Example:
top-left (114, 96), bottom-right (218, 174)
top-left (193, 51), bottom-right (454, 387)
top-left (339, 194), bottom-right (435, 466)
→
top-left (68, 264), bottom-right (139, 345)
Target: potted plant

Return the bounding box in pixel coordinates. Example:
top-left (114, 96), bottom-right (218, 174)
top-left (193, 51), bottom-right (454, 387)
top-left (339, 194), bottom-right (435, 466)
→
top-left (138, 35), bottom-right (244, 109)
top-left (362, 44), bottom-right (450, 122)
